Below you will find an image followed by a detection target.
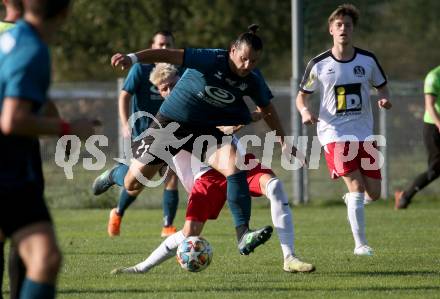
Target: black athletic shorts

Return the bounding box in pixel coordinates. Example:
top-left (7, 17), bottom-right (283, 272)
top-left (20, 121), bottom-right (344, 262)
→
top-left (132, 113), bottom-right (228, 165)
top-left (423, 123), bottom-right (440, 168)
top-left (0, 184), bottom-right (52, 237)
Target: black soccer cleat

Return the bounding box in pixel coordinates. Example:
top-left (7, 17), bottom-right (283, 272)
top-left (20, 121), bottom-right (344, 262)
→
top-left (238, 225), bottom-right (273, 255)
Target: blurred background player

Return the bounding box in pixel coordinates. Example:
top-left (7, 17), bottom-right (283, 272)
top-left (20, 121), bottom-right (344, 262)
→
top-left (110, 24), bottom-right (304, 255)
top-left (92, 30), bottom-right (181, 238)
top-left (296, 4), bottom-right (391, 256)
top-left (395, 65), bottom-right (440, 209)
top-left (0, 0), bottom-right (97, 298)
top-left (0, 1), bottom-right (26, 298)
top-left (111, 63), bottom-right (314, 274)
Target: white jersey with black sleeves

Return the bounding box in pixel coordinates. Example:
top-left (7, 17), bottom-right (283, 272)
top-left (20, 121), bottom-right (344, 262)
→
top-left (299, 47), bottom-right (387, 146)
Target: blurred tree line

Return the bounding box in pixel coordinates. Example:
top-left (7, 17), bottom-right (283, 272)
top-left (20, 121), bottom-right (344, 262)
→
top-left (3, 0), bottom-right (438, 81)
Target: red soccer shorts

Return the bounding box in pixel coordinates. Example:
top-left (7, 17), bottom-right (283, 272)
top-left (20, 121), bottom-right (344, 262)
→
top-left (323, 141), bottom-right (382, 180)
top-left (185, 154), bottom-right (274, 222)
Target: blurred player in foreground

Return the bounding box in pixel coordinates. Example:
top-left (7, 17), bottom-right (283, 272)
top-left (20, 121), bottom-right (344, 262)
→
top-left (296, 4), bottom-right (391, 256)
top-left (0, 1), bottom-right (96, 298)
top-left (111, 63), bottom-right (315, 274)
top-left (93, 30), bottom-right (181, 238)
top-left (395, 65), bottom-right (440, 209)
top-left (0, 1), bottom-right (25, 298)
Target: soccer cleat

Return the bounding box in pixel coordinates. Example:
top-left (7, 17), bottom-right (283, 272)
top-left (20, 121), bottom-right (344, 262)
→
top-left (161, 225), bottom-right (177, 237)
top-left (92, 165), bottom-right (118, 195)
top-left (394, 190), bottom-right (410, 209)
top-left (354, 245), bottom-right (374, 256)
top-left (108, 208), bottom-right (122, 237)
top-left (238, 225), bottom-right (273, 255)
top-left (283, 256), bottom-right (316, 273)
top-left (110, 266), bottom-right (140, 275)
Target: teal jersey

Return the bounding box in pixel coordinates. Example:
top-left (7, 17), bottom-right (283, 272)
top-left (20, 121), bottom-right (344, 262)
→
top-left (122, 63), bottom-right (164, 138)
top-left (423, 65), bottom-right (440, 124)
top-left (0, 20), bottom-right (50, 189)
top-left (159, 48), bottom-right (273, 126)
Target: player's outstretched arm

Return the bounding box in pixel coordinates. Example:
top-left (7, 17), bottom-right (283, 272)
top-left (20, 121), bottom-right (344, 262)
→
top-left (0, 98), bottom-right (97, 139)
top-left (296, 91), bottom-right (318, 125)
top-left (376, 85), bottom-right (392, 109)
top-left (258, 103), bottom-right (306, 166)
top-left (111, 49), bottom-right (185, 71)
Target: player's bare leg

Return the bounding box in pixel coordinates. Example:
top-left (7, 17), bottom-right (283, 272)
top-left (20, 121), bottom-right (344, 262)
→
top-left (12, 223), bottom-right (61, 297)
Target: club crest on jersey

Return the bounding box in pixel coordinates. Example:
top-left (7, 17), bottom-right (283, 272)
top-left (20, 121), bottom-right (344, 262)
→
top-left (353, 66), bottom-right (365, 77)
top-left (334, 83), bottom-right (362, 114)
top-left (203, 86), bottom-right (235, 107)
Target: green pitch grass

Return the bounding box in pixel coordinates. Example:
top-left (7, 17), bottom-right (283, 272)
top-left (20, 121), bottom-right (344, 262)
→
top-left (2, 199), bottom-right (440, 298)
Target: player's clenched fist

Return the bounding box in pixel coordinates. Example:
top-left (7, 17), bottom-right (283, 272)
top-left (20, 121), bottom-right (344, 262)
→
top-left (111, 53), bottom-right (132, 70)
top-left (377, 98), bottom-right (392, 109)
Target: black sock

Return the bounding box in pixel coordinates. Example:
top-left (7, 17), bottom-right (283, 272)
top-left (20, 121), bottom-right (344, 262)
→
top-left (0, 241), bottom-right (4, 299)
top-left (235, 224), bottom-right (249, 241)
top-left (8, 245), bottom-right (25, 299)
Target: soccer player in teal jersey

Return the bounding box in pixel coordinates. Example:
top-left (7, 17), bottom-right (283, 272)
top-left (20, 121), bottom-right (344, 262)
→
top-left (111, 24), bottom-right (304, 255)
top-left (0, 1), bottom-right (96, 298)
top-left (93, 31), bottom-right (182, 238)
top-left (395, 65), bottom-right (440, 209)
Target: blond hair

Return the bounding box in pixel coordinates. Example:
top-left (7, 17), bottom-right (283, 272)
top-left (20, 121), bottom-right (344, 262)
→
top-left (149, 63), bottom-right (179, 86)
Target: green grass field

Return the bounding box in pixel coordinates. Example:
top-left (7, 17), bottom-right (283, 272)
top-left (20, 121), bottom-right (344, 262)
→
top-left (2, 199), bottom-right (440, 299)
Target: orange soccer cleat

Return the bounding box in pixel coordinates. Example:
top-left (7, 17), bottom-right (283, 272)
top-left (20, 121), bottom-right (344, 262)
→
top-left (161, 225), bottom-right (177, 237)
top-left (108, 208), bottom-right (122, 237)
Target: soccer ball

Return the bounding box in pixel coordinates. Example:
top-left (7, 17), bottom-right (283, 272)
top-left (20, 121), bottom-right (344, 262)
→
top-left (176, 236), bottom-right (213, 272)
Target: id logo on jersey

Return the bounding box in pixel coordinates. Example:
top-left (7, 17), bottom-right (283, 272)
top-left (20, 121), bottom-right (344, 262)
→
top-left (335, 83), bottom-right (362, 114)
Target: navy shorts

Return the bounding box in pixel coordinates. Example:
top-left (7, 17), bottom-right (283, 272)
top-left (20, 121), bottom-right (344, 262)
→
top-left (0, 184), bottom-right (52, 237)
top-left (133, 113), bottom-right (227, 165)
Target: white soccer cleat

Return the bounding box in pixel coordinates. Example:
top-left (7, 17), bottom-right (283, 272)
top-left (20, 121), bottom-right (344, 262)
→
top-left (110, 266), bottom-right (142, 275)
top-left (283, 256), bottom-right (315, 273)
top-left (354, 245), bottom-right (374, 256)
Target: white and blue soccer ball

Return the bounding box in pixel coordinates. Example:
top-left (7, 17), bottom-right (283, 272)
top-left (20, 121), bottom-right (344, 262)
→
top-left (176, 236), bottom-right (213, 272)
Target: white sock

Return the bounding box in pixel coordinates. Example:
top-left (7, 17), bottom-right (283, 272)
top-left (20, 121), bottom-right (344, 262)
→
top-left (364, 193), bottom-right (373, 205)
top-left (345, 192), bottom-right (367, 248)
top-left (133, 230), bottom-right (186, 272)
top-left (265, 178), bottom-right (295, 259)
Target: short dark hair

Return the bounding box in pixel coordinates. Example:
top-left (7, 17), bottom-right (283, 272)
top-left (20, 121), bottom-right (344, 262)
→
top-left (328, 4), bottom-right (360, 26)
top-left (231, 24), bottom-right (263, 51)
top-left (25, 0), bottom-right (70, 19)
top-left (151, 30), bottom-right (174, 43)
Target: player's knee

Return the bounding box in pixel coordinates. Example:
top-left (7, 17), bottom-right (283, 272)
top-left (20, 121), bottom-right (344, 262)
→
top-left (367, 190), bottom-right (381, 201)
top-left (30, 247), bottom-right (62, 280)
top-left (427, 162), bottom-right (440, 181)
top-left (124, 179), bottom-right (142, 194)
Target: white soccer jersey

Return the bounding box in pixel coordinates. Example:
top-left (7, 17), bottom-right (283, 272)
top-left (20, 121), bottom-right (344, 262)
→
top-left (299, 47), bottom-right (387, 146)
top-left (172, 135), bottom-right (245, 193)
